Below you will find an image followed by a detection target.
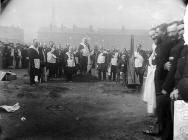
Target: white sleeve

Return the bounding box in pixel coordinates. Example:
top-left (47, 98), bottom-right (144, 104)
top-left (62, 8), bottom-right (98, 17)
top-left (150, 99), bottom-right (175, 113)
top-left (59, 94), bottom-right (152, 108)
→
top-left (184, 5), bottom-right (188, 45)
top-left (149, 52), bottom-right (154, 66)
top-left (134, 52), bottom-right (138, 58)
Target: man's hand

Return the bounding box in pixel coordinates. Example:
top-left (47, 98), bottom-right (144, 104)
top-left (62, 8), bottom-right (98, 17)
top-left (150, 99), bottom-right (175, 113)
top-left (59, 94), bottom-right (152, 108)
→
top-left (161, 89), bottom-right (167, 95)
top-left (164, 61), bottom-right (171, 71)
top-left (170, 89), bottom-right (179, 100)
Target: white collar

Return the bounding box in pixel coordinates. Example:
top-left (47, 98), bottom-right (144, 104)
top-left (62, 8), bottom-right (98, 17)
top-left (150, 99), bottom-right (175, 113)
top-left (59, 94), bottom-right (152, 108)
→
top-left (30, 45), bottom-right (39, 53)
top-left (80, 43), bottom-right (87, 48)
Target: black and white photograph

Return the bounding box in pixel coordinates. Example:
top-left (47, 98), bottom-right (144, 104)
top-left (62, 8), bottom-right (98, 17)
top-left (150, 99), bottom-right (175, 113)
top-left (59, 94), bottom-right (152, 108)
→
top-left (0, 0), bottom-right (188, 139)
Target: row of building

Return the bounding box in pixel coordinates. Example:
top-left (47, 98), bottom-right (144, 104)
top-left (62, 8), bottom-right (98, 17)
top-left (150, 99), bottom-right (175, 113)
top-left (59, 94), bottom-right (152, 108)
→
top-left (0, 25), bottom-right (153, 50)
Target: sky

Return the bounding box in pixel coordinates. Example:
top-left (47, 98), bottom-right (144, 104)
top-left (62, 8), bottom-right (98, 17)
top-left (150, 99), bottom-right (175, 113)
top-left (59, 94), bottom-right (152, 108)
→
top-left (0, 0), bottom-right (186, 41)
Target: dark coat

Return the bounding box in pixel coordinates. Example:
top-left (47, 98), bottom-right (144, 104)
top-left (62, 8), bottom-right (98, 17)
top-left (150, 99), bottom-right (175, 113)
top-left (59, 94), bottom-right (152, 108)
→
top-left (118, 59), bottom-right (128, 73)
top-left (28, 47), bottom-right (40, 69)
top-left (54, 49), bottom-right (63, 64)
top-left (175, 46), bottom-right (188, 84)
top-left (162, 39), bottom-right (185, 94)
top-left (175, 46), bottom-right (188, 101)
top-left (154, 37), bottom-right (177, 93)
top-left (38, 47), bottom-right (47, 67)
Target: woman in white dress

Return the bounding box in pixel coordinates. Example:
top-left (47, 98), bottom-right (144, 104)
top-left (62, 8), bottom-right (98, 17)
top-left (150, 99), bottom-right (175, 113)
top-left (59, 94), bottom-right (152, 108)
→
top-left (143, 29), bottom-right (157, 115)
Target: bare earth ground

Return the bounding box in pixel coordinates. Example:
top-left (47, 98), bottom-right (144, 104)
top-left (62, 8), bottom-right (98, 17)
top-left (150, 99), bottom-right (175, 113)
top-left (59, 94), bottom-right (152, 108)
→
top-left (0, 69), bottom-right (159, 140)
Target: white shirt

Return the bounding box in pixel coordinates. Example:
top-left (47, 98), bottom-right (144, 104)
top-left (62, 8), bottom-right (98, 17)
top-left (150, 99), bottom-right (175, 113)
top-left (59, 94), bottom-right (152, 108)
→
top-left (134, 51), bottom-right (144, 68)
top-left (11, 48), bottom-right (14, 57)
top-left (80, 43), bottom-right (90, 56)
top-left (29, 45), bottom-right (39, 54)
top-left (111, 52), bottom-right (119, 66)
top-left (18, 49), bottom-right (22, 57)
top-left (149, 43), bottom-right (157, 66)
top-left (66, 52), bottom-right (75, 67)
top-left (97, 52), bottom-right (105, 64)
top-left (47, 52), bottom-right (56, 64)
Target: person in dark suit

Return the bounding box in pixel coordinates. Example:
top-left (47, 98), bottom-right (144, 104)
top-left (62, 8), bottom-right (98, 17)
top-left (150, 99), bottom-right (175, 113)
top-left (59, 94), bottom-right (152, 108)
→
top-left (170, 23), bottom-right (187, 107)
top-left (143, 23), bottom-right (178, 140)
top-left (159, 22), bottom-right (185, 140)
top-left (54, 44), bottom-right (63, 78)
top-left (38, 43), bottom-right (47, 83)
top-left (171, 45), bottom-right (188, 101)
top-left (155, 22), bottom-right (180, 140)
top-left (21, 45), bottom-right (29, 69)
top-left (162, 22), bottom-right (185, 95)
top-left (28, 39), bottom-right (40, 86)
top-left (118, 54), bottom-right (128, 86)
top-left (2, 43), bottom-right (10, 69)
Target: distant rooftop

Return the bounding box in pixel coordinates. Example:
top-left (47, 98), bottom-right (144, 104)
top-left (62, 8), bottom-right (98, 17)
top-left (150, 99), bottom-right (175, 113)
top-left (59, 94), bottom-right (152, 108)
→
top-left (38, 25), bottom-right (149, 35)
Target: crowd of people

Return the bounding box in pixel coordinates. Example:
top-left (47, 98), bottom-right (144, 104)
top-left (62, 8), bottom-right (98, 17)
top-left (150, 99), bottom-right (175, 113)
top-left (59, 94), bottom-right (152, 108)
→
top-left (0, 41), bottom-right (29, 69)
top-left (1, 19), bottom-right (187, 140)
top-left (26, 37), bottom-right (150, 86)
top-left (143, 19), bottom-right (188, 140)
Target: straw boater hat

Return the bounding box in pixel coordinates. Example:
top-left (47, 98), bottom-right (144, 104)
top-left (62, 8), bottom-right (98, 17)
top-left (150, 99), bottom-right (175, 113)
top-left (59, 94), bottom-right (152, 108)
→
top-left (177, 23), bottom-right (184, 31)
top-left (167, 23), bottom-right (178, 33)
top-left (177, 23), bottom-right (184, 35)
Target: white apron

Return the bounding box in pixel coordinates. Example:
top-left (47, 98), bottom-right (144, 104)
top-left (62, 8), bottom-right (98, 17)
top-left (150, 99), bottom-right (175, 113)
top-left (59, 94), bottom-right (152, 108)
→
top-left (143, 65), bottom-right (156, 114)
top-left (66, 52), bottom-right (75, 67)
top-left (34, 59), bottom-right (40, 69)
top-left (97, 53), bottom-right (105, 64)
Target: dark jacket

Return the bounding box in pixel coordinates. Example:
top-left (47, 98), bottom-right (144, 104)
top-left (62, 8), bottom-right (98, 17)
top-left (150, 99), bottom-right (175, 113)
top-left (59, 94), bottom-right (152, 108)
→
top-left (28, 46), bottom-right (40, 69)
top-left (175, 46), bottom-right (188, 101)
top-left (54, 49), bottom-right (63, 64)
top-left (154, 37), bottom-right (176, 93)
top-left (175, 46), bottom-right (188, 84)
top-left (38, 47), bottom-right (47, 67)
top-left (162, 39), bottom-right (185, 94)
top-left (118, 59), bottom-right (128, 73)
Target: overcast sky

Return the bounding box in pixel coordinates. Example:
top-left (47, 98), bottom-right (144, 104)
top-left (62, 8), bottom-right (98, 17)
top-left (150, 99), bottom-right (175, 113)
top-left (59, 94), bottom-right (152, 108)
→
top-left (0, 0), bottom-right (186, 40)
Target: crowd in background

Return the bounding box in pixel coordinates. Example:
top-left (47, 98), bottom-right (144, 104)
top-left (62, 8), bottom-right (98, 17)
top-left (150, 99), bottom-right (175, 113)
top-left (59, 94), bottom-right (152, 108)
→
top-left (26, 38), bottom-right (150, 86)
top-left (1, 18), bottom-right (187, 140)
top-left (0, 41), bottom-right (29, 69)
top-left (0, 38), bottom-right (151, 85)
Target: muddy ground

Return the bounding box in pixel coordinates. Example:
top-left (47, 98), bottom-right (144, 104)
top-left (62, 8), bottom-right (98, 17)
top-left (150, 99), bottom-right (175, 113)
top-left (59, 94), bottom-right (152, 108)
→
top-left (0, 69), bottom-right (159, 140)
